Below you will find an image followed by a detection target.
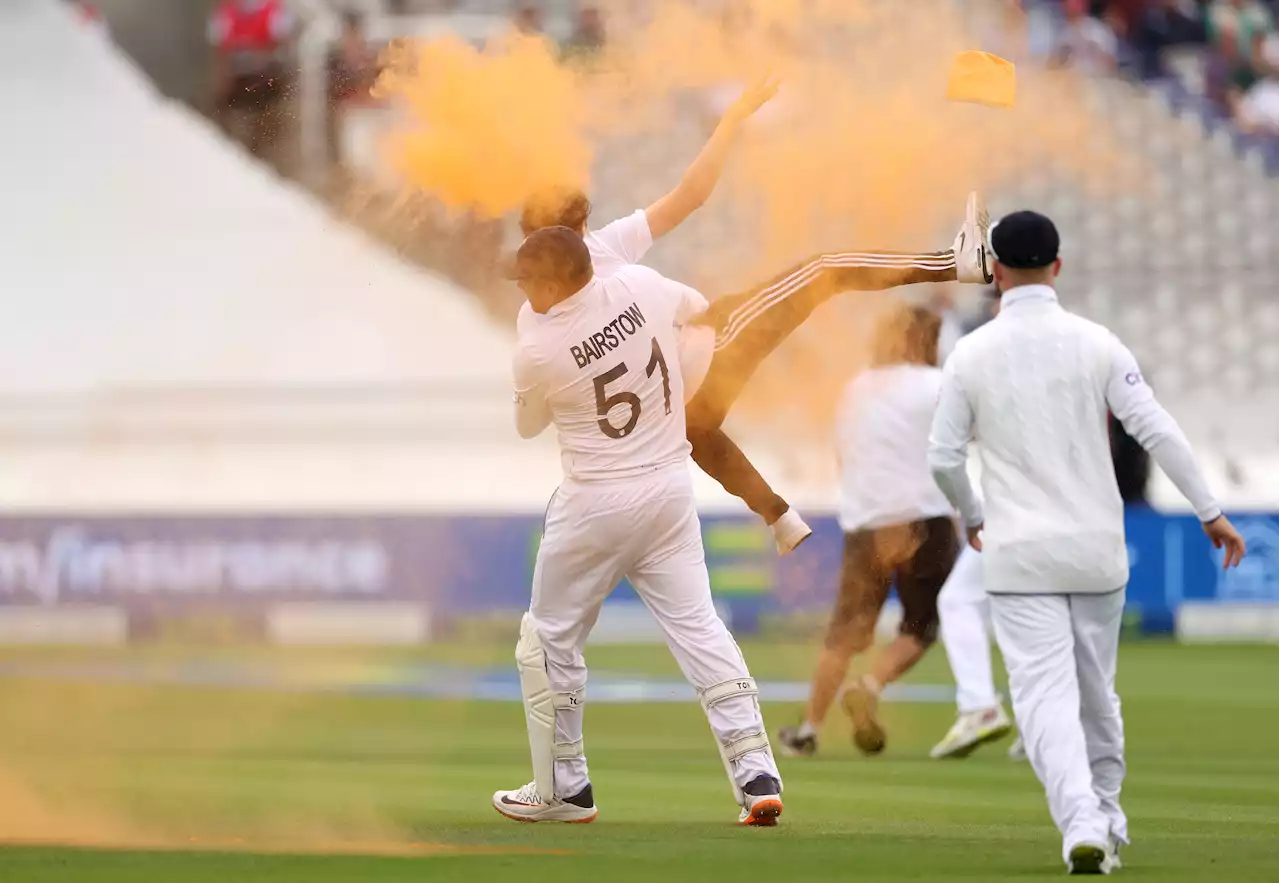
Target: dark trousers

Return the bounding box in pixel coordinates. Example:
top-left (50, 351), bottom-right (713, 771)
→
top-left (685, 249), bottom-right (957, 523)
top-left (827, 516), bottom-right (960, 650)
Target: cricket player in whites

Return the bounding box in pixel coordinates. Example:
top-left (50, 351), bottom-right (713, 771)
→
top-left (930, 295), bottom-right (1020, 761)
top-left (930, 543), bottom-right (1021, 759)
top-left (928, 210), bottom-right (1246, 874)
top-left (495, 227), bottom-right (784, 826)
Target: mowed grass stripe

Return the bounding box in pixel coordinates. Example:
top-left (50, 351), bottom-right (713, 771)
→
top-left (0, 642), bottom-right (1273, 883)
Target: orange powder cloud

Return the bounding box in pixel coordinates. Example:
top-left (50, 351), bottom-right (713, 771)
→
top-left (374, 32), bottom-right (594, 218)
top-left (375, 1), bottom-right (1132, 249)
top-left (374, 0), bottom-right (1139, 448)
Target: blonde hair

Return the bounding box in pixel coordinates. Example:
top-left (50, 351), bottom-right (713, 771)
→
top-left (870, 304), bottom-right (942, 368)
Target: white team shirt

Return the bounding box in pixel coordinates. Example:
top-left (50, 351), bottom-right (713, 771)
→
top-left (584, 209), bottom-right (653, 278)
top-left (516, 210), bottom-right (714, 401)
top-left (928, 284), bottom-right (1220, 595)
top-left (516, 211), bottom-right (653, 338)
top-left (836, 364), bottom-right (955, 533)
top-left (512, 264), bottom-right (709, 480)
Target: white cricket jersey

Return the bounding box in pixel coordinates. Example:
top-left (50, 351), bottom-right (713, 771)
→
top-left (836, 364), bottom-right (955, 533)
top-left (584, 209), bottom-right (653, 278)
top-left (516, 210), bottom-right (653, 338)
top-left (512, 264), bottom-right (709, 480)
top-left (516, 210), bottom-right (713, 400)
top-left (928, 285), bottom-right (1220, 595)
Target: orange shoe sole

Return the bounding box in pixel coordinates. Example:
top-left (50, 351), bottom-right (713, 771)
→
top-left (740, 798), bottom-right (783, 827)
top-left (493, 804), bottom-right (598, 824)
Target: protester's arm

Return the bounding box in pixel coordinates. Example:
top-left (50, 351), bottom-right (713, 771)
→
top-left (644, 77), bottom-right (779, 240)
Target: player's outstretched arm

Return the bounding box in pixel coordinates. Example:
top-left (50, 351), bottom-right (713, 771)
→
top-left (1103, 336), bottom-right (1245, 567)
top-left (1103, 337), bottom-right (1220, 518)
top-left (644, 76), bottom-right (779, 241)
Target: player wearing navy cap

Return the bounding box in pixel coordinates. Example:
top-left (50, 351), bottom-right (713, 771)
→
top-left (928, 210), bottom-right (1246, 874)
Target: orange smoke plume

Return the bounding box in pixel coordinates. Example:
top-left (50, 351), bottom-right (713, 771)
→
top-left (374, 33), bottom-right (593, 218)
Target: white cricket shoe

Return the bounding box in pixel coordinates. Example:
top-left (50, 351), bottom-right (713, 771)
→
top-left (953, 191), bottom-right (994, 284)
top-left (1067, 839), bottom-right (1120, 875)
top-left (771, 508), bottom-right (812, 556)
top-left (492, 781), bottom-right (598, 823)
top-left (1008, 735), bottom-right (1027, 761)
top-left (737, 775), bottom-right (784, 827)
top-left (929, 705), bottom-right (1014, 759)
top-left (1107, 837), bottom-right (1124, 871)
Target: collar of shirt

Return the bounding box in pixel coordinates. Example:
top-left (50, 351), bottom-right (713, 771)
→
top-left (1000, 284), bottom-right (1059, 312)
top-left (544, 277), bottom-right (601, 318)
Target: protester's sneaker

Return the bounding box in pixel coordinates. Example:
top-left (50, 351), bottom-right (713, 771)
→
top-left (737, 775), bottom-right (784, 826)
top-left (841, 677), bottom-right (886, 755)
top-left (929, 705), bottom-right (1013, 759)
top-left (492, 781), bottom-right (598, 823)
top-left (1067, 841), bottom-right (1117, 875)
top-left (771, 508), bottom-right (812, 556)
top-left (1008, 735), bottom-right (1027, 761)
top-left (777, 724), bottom-right (819, 758)
top-left (954, 191), bottom-right (994, 284)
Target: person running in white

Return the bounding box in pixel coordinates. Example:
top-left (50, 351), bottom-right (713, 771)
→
top-left (495, 227), bottom-right (784, 827)
top-left (928, 211), bottom-right (1246, 875)
top-left (930, 293), bottom-right (1019, 761)
top-left (776, 306), bottom-right (964, 758)
top-left (930, 542), bottom-right (1022, 759)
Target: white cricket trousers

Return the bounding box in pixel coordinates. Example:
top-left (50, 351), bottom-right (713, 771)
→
top-left (937, 544), bottom-right (1000, 713)
top-left (529, 463), bottom-right (779, 799)
top-left (989, 590), bottom-right (1128, 859)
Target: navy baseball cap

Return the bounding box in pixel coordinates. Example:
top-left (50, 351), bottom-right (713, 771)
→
top-left (505, 226), bottom-right (593, 287)
top-left (989, 210), bottom-right (1060, 269)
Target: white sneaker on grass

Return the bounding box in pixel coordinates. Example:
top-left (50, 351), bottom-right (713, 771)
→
top-left (492, 781), bottom-right (597, 823)
top-left (1067, 839), bottom-right (1120, 875)
top-left (929, 705), bottom-right (1013, 759)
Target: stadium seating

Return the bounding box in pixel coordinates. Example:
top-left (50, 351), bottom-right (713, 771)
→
top-left (0, 0), bottom-right (568, 512)
top-left (6, 0), bottom-right (1272, 514)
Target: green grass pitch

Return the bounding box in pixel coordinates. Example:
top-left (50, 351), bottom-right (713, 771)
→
top-left (0, 641), bottom-right (1273, 882)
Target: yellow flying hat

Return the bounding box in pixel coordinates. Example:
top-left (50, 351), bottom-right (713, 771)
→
top-left (946, 50), bottom-right (1016, 108)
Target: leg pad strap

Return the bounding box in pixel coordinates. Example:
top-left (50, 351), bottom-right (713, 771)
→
top-left (723, 732), bottom-right (771, 762)
top-left (699, 678), bottom-right (758, 709)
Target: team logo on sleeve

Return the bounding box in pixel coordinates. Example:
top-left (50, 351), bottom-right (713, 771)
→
top-left (1125, 372), bottom-right (1143, 386)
